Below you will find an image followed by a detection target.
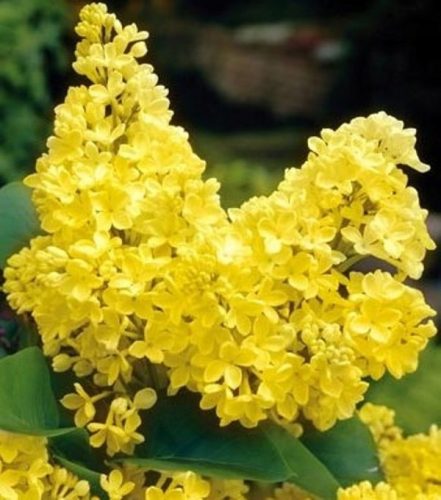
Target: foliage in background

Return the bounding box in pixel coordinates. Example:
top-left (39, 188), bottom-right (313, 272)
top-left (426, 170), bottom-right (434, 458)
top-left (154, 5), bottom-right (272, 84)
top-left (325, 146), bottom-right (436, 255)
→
top-left (206, 161), bottom-right (279, 208)
top-left (0, 0), bottom-right (68, 183)
top-left (195, 128), bottom-right (308, 208)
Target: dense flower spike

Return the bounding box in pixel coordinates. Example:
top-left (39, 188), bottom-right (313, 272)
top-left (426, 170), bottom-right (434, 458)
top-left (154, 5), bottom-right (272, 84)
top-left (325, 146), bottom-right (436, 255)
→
top-left (3, 1), bottom-right (436, 456)
top-left (4, 1), bottom-right (227, 455)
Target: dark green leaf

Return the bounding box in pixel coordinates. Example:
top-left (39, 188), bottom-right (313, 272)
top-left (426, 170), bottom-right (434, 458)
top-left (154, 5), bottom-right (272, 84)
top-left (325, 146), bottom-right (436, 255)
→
top-left (367, 344), bottom-right (441, 434)
top-left (0, 181), bottom-right (42, 268)
top-left (120, 392), bottom-right (340, 499)
top-left (50, 428), bottom-right (104, 473)
top-left (17, 321), bottom-right (40, 349)
top-left (49, 368), bottom-right (79, 428)
top-left (0, 346), bottom-right (75, 436)
top-left (302, 417), bottom-right (384, 487)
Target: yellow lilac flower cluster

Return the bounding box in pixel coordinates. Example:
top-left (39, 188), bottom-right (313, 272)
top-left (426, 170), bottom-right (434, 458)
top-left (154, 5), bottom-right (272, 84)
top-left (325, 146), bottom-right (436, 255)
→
top-left (338, 481), bottom-right (397, 500)
top-left (267, 481), bottom-right (396, 500)
top-left (266, 479), bottom-right (397, 500)
top-left (335, 403), bottom-right (441, 499)
top-left (0, 431), bottom-right (92, 499)
top-left (4, 1), bottom-right (225, 456)
top-left (3, 1), bottom-right (436, 453)
top-left (99, 467), bottom-right (248, 500)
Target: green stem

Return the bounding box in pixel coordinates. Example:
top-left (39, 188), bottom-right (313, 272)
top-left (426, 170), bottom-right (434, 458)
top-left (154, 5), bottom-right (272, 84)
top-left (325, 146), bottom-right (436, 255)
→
top-left (338, 254), bottom-right (365, 273)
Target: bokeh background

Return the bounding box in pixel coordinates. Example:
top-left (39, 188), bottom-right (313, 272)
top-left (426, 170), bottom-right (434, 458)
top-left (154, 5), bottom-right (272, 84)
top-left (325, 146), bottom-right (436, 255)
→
top-left (1, 0), bottom-right (441, 283)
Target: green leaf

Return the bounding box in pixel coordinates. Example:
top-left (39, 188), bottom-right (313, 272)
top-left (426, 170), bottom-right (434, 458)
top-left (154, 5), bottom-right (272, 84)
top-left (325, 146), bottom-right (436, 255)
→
top-left (49, 368), bottom-right (80, 428)
top-left (50, 428), bottom-right (104, 473)
top-left (0, 346), bottom-right (75, 436)
top-left (50, 429), bottom-right (106, 499)
top-left (0, 181), bottom-right (42, 268)
top-left (301, 417), bottom-right (384, 487)
top-left (17, 321), bottom-right (40, 349)
top-left (120, 392), bottom-right (340, 499)
top-left (367, 344), bottom-right (441, 434)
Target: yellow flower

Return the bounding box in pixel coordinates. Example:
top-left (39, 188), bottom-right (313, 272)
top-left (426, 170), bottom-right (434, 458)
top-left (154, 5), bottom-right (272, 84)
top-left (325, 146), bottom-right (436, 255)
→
top-left (358, 403), bottom-right (441, 499)
top-left (145, 486), bottom-right (186, 500)
top-left (202, 341), bottom-right (255, 390)
top-left (133, 388), bottom-right (158, 410)
top-left (382, 425), bottom-right (441, 498)
top-left (88, 397), bottom-right (144, 456)
top-left (58, 259), bottom-right (103, 302)
top-left (208, 479), bottom-right (249, 500)
top-left (348, 111), bottom-right (429, 173)
top-left (0, 431), bottom-right (92, 499)
top-left (61, 383), bottom-right (110, 427)
top-left (144, 471), bottom-right (210, 500)
top-left (0, 432), bottom-right (51, 498)
top-left (358, 403), bottom-right (402, 448)
top-left (46, 465), bottom-right (91, 499)
top-left (100, 469), bottom-right (135, 500)
top-left (88, 417), bottom-right (128, 455)
top-left (337, 481), bottom-right (398, 500)
top-left (174, 472), bottom-right (211, 499)
top-left (91, 183), bottom-right (144, 231)
top-left (345, 271), bottom-right (436, 379)
top-left (266, 482), bottom-right (313, 500)
top-left (0, 464), bottom-right (20, 500)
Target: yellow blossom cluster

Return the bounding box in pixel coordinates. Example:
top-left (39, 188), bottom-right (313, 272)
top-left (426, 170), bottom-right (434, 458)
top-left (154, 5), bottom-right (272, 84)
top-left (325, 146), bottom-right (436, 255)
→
top-left (334, 403), bottom-right (441, 499)
top-left (338, 481), bottom-right (397, 500)
top-left (267, 481), bottom-right (397, 500)
top-left (266, 479), bottom-right (398, 500)
top-left (3, 1), bottom-right (436, 456)
top-left (354, 403), bottom-right (441, 499)
top-left (100, 467), bottom-right (248, 500)
top-left (61, 383), bottom-right (156, 456)
top-left (4, 1), bottom-right (226, 455)
top-left (0, 431), bottom-right (93, 499)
